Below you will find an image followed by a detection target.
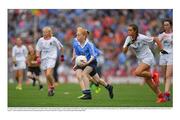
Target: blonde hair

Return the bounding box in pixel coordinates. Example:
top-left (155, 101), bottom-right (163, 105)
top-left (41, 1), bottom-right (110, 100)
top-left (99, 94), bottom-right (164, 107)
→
top-left (77, 26), bottom-right (88, 37)
top-left (16, 37), bottom-right (22, 41)
top-left (42, 26), bottom-right (53, 37)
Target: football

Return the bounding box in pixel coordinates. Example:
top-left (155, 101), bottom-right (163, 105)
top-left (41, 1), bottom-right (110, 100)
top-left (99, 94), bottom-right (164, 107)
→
top-left (75, 55), bottom-right (87, 67)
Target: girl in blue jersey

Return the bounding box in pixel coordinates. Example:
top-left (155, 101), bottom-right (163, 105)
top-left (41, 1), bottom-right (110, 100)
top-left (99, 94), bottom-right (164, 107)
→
top-left (72, 37), bottom-right (102, 94)
top-left (72, 27), bottom-right (113, 100)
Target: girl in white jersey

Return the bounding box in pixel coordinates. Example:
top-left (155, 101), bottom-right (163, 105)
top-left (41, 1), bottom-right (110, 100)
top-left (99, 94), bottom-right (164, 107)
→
top-left (36, 26), bottom-right (64, 96)
top-left (12, 37), bottom-right (28, 90)
top-left (123, 24), bottom-right (168, 103)
top-left (158, 19), bottom-right (173, 101)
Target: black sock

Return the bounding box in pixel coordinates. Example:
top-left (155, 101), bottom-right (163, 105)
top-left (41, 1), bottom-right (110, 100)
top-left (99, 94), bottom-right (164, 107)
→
top-left (94, 83), bottom-right (99, 87)
top-left (90, 82), bottom-right (93, 87)
top-left (82, 90), bottom-right (91, 95)
top-left (15, 77), bottom-right (18, 82)
top-left (105, 84), bottom-right (110, 89)
top-left (33, 77), bottom-right (36, 81)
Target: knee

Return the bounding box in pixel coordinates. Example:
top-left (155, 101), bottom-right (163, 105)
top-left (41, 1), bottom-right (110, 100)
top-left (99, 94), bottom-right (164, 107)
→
top-left (82, 70), bottom-right (89, 76)
top-left (46, 72), bottom-right (52, 79)
top-left (27, 74), bottom-right (31, 78)
top-left (82, 71), bottom-right (90, 79)
top-left (166, 73), bottom-right (172, 80)
top-left (27, 72), bottom-right (32, 78)
top-left (15, 72), bottom-right (19, 78)
top-left (134, 70), bottom-right (141, 76)
top-left (76, 73), bottom-right (83, 81)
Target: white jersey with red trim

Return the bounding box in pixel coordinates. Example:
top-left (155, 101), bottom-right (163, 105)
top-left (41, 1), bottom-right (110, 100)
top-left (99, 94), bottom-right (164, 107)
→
top-left (12, 45), bottom-right (28, 62)
top-left (158, 32), bottom-right (173, 54)
top-left (123, 34), bottom-right (154, 60)
top-left (36, 37), bottom-right (63, 60)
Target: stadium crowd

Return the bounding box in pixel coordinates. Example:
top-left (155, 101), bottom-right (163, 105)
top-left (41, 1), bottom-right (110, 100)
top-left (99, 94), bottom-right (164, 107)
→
top-left (8, 9), bottom-right (172, 82)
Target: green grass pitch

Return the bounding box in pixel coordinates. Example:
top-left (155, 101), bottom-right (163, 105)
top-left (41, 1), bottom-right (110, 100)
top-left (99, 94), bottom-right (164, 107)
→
top-left (8, 83), bottom-right (172, 107)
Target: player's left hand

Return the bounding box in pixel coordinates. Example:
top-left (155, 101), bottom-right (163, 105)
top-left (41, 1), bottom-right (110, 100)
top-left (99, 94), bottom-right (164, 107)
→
top-left (160, 49), bottom-right (168, 54)
top-left (13, 59), bottom-right (16, 65)
top-left (81, 60), bottom-right (88, 67)
top-left (36, 57), bottom-right (41, 64)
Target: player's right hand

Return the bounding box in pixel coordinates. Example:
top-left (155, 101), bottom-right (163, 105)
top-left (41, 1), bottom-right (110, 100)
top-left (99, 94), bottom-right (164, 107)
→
top-left (73, 65), bottom-right (77, 71)
top-left (127, 40), bottom-right (133, 47)
top-left (36, 57), bottom-right (41, 64)
top-left (71, 57), bottom-right (75, 63)
top-left (13, 60), bottom-right (17, 66)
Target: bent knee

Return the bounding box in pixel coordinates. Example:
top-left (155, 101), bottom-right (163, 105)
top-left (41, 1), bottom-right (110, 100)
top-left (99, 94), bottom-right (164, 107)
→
top-left (76, 73), bottom-right (83, 81)
top-left (134, 70), bottom-right (141, 76)
top-left (46, 72), bottom-right (52, 78)
top-left (166, 74), bottom-right (172, 80)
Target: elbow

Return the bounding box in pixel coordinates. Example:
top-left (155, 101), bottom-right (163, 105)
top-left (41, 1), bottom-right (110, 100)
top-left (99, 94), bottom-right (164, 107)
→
top-left (153, 37), bottom-right (160, 43)
top-left (61, 47), bottom-right (64, 53)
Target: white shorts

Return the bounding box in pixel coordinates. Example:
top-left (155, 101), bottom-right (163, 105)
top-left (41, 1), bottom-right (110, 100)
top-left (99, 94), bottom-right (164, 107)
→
top-left (41, 58), bottom-right (56, 70)
top-left (13, 61), bottom-right (26, 70)
top-left (159, 53), bottom-right (173, 65)
top-left (138, 55), bottom-right (155, 66)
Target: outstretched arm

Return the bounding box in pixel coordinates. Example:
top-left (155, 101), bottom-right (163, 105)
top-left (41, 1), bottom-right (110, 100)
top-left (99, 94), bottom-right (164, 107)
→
top-left (153, 37), bottom-right (168, 54)
top-left (122, 46), bottom-right (128, 54)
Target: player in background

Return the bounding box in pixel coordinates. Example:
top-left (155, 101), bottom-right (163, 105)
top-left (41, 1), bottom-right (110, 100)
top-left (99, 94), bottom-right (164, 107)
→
top-left (158, 19), bottom-right (173, 101)
top-left (89, 48), bottom-right (103, 94)
top-left (72, 27), bottom-right (113, 100)
top-left (36, 26), bottom-right (64, 96)
top-left (123, 24), bottom-right (168, 103)
top-left (12, 37), bottom-right (28, 90)
top-left (26, 44), bottom-right (43, 90)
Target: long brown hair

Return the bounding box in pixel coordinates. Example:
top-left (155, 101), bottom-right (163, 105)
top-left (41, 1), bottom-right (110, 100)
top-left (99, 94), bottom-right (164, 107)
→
top-left (163, 19), bottom-right (172, 27)
top-left (27, 44), bottom-right (36, 55)
top-left (129, 24), bottom-right (139, 40)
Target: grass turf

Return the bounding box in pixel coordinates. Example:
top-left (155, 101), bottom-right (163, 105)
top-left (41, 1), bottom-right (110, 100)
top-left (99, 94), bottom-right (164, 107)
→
top-left (8, 83), bottom-right (172, 107)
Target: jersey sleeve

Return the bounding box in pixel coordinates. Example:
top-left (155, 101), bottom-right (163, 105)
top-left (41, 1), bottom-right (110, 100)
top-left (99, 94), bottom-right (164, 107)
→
top-left (23, 46), bottom-right (28, 57)
top-left (123, 36), bottom-right (131, 48)
top-left (72, 39), bottom-right (79, 56)
top-left (158, 33), bottom-right (163, 42)
top-left (72, 38), bottom-right (77, 48)
top-left (141, 34), bottom-right (154, 43)
top-left (36, 39), bottom-right (42, 52)
top-left (54, 37), bottom-right (63, 50)
top-left (12, 46), bottom-right (16, 57)
top-left (88, 43), bottom-right (96, 57)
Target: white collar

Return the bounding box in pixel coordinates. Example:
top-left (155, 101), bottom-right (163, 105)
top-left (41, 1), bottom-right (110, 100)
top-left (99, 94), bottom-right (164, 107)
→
top-left (76, 38), bottom-right (89, 48)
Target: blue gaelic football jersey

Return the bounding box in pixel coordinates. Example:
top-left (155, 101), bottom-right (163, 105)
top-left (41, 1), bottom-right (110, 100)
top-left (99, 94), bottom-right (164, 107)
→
top-left (72, 38), bottom-right (101, 61)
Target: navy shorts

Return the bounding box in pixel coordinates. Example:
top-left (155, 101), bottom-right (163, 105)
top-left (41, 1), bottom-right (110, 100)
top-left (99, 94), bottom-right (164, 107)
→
top-left (77, 59), bottom-right (97, 77)
top-left (28, 67), bottom-right (41, 76)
